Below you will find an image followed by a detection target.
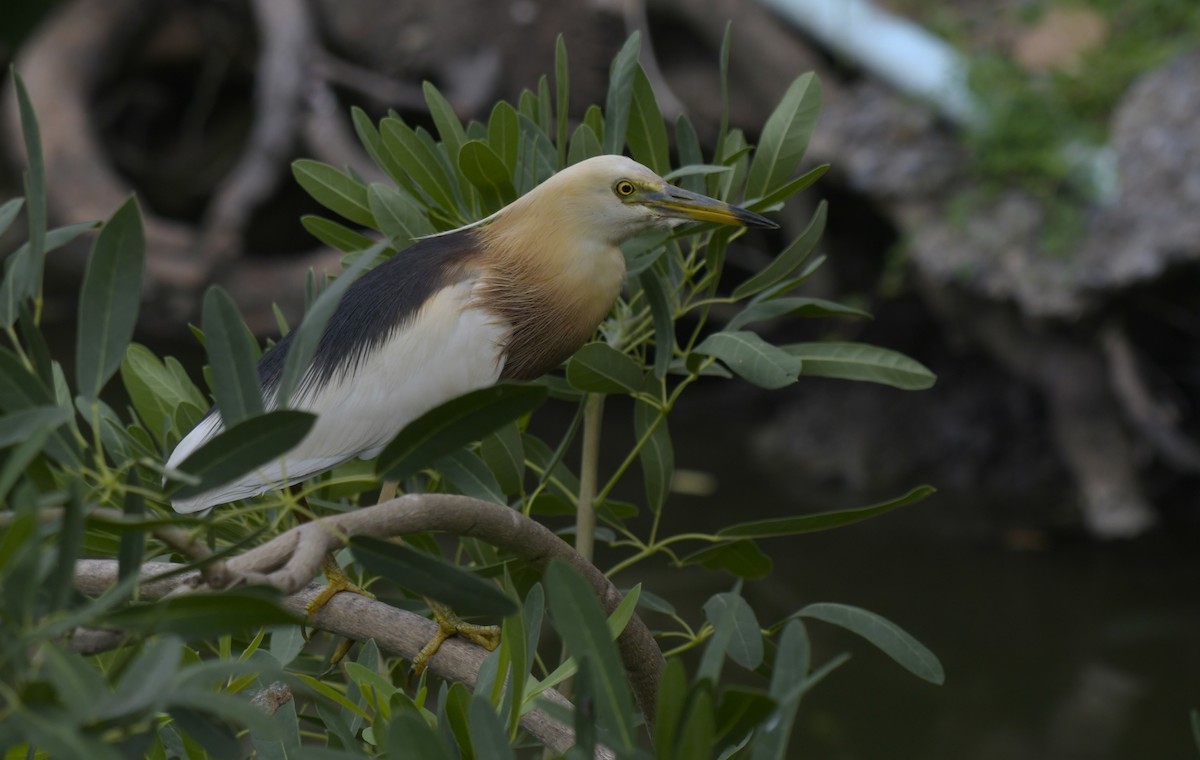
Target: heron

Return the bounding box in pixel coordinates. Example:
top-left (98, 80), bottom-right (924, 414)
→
top-left (166, 154), bottom-right (777, 667)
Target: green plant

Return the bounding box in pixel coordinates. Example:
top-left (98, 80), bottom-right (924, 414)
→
top-left (0, 32), bottom-right (941, 759)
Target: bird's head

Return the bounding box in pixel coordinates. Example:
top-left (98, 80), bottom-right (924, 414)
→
top-left (518, 155), bottom-right (778, 246)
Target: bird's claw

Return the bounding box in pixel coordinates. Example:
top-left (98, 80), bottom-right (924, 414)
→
top-left (409, 599), bottom-right (501, 678)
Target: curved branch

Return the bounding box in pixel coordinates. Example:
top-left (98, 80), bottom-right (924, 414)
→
top-left (220, 494), bottom-right (665, 729)
top-left (73, 559), bottom-right (593, 757)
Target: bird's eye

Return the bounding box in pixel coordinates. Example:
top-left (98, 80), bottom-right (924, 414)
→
top-left (613, 180), bottom-right (636, 198)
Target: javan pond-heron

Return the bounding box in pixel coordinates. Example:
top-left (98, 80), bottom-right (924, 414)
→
top-left (165, 154), bottom-right (777, 665)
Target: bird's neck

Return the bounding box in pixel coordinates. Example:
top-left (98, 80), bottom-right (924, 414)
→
top-left (475, 205), bottom-right (626, 380)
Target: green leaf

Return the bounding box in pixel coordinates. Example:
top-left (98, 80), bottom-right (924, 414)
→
top-left (719, 485), bottom-right (935, 538)
top-left (103, 590), bottom-right (299, 640)
top-left (275, 240), bottom-right (386, 408)
top-left (565, 342), bottom-right (643, 395)
top-left (626, 65), bottom-right (669, 174)
top-left (674, 682), bottom-right (716, 760)
top-left (543, 560), bottom-right (635, 750)
top-left (367, 183), bottom-right (434, 245)
top-left (727, 296), bottom-right (871, 331)
top-left (653, 657), bottom-right (688, 756)
top-left (121, 344), bottom-right (205, 442)
top-left (459, 140), bottom-right (518, 214)
top-left (293, 159), bottom-right (374, 227)
top-left (748, 164), bottom-right (828, 211)
top-left (377, 384), bottom-right (546, 481)
top-left (799, 602), bottom-right (945, 685)
top-left (567, 122), bottom-right (603, 166)
top-left (0, 346), bottom-right (77, 465)
top-left (715, 687), bottom-right (777, 750)
top-left (118, 469), bottom-right (146, 583)
top-left (170, 410), bottom-right (316, 499)
top-left (674, 115), bottom-right (706, 193)
top-left (96, 636), bottom-right (182, 719)
top-left (438, 448), bottom-right (506, 504)
top-left (745, 73), bottom-right (822, 200)
top-left (14, 71), bottom-right (46, 305)
top-left (443, 683), bottom-right (475, 758)
top-left (470, 696), bottom-right (515, 760)
top-left (487, 101), bottom-right (520, 174)
top-left (732, 201), bottom-right (826, 300)
top-left (0, 197), bottom-right (23, 238)
top-left (0, 405), bottom-right (70, 448)
top-left (638, 269), bottom-right (674, 378)
top-left (76, 196), bottom-right (144, 399)
top-left (704, 592), bottom-right (764, 671)
top-left (750, 620), bottom-right (810, 760)
top-left (1, 221), bottom-right (96, 329)
top-left (380, 119), bottom-right (461, 219)
top-left (301, 215), bottom-right (376, 254)
top-left (480, 422), bottom-right (524, 496)
top-left (782, 342), bottom-right (937, 390)
top-left (694, 331), bottom-right (801, 390)
top-left (633, 397), bottom-right (672, 515)
top-left (514, 114), bottom-right (557, 195)
top-left (554, 34), bottom-right (570, 167)
top-left (680, 539), bottom-right (772, 580)
top-left (424, 81), bottom-right (467, 167)
top-left (603, 32), bottom-right (641, 154)
top-left (350, 536), bottom-right (516, 618)
top-left (202, 286), bottom-right (263, 427)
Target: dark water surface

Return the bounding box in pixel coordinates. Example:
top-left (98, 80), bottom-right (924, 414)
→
top-left (595, 388), bottom-right (1200, 760)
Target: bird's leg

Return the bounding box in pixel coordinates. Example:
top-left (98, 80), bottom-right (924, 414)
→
top-left (302, 553), bottom-right (376, 659)
top-left (306, 553), bottom-right (376, 616)
top-left (411, 598), bottom-right (501, 677)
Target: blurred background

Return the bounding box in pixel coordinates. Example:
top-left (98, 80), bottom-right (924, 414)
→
top-left (1, 0), bottom-right (1198, 756)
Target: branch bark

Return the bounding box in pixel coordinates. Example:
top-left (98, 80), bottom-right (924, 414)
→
top-left (69, 494), bottom-right (664, 747)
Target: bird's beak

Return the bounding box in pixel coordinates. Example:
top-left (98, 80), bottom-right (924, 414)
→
top-left (641, 185), bottom-right (779, 229)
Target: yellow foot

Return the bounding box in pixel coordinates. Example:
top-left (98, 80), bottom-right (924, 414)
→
top-left (410, 599), bottom-right (501, 677)
top-left (305, 554), bottom-right (375, 617)
top-left (304, 554), bottom-right (375, 661)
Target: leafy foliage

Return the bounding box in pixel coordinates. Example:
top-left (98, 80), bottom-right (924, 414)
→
top-left (0, 37), bottom-right (942, 758)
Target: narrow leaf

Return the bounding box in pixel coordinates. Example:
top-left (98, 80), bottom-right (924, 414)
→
top-left (459, 140), bottom-right (518, 214)
top-left (745, 73), bottom-right (822, 200)
top-left (202, 285), bottom-right (263, 426)
top-left (800, 602), bottom-right (945, 684)
top-left (350, 535), bottom-right (516, 619)
top-left (705, 592), bottom-right (764, 671)
top-left (626, 66), bottom-right (669, 174)
top-left (367, 183), bottom-right (434, 245)
top-left (718, 485), bottom-right (936, 539)
top-left (0, 405), bottom-right (70, 448)
top-left (377, 384), bottom-right (547, 481)
top-left (633, 397), bottom-right (672, 515)
top-left (438, 448), bottom-right (506, 504)
top-left (681, 539), bottom-right (772, 580)
top-left (694, 331), bottom-right (801, 390)
top-left (638, 269), bottom-right (674, 378)
top-left (603, 32), bottom-right (641, 154)
top-left (424, 81), bottom-right (467, 165)
top-left (732, 201), bottom-right (826, 300)
top-left (0, 197), bottom-right (23, 238)
top-left (487, 101), bottom-right (520, 174)
top-left (471, 695), bottom-right (516, 760)
top-left (750, 620), bottom-right (810, 760)
top-left (543, 560), bottom-right (635, 749)
top-left (76, 196), bottom-right (145, 398)
top-left (293, 159), bottom-right (374, 227)
top-left (782, 342), bottom-right (937, 390)
top-left (565, 342), bottom-right (643, 395)
top-left (170, 410), bottom-right (316, 499)
top-left (727, 296), bottom-right (871, 331)
top-left (301, 215), bottom-right (376, 254)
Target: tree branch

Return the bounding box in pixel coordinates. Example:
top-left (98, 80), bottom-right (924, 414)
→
top-left (70, 494), bottom-right (664, 743)
top-left (73, 559), bottom-right (605, 757)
